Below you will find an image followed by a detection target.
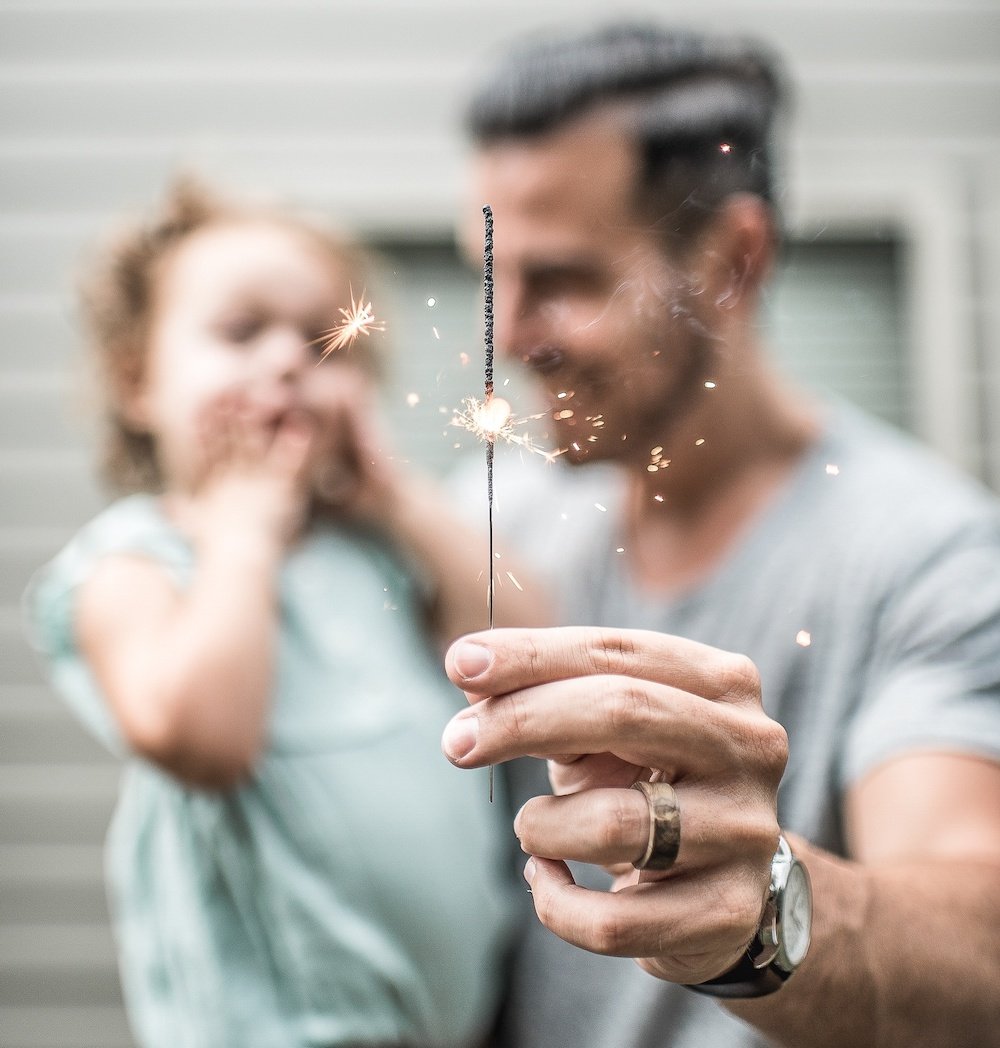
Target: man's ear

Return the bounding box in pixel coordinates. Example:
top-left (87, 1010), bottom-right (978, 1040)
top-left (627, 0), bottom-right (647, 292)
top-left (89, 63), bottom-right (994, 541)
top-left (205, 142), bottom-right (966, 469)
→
top-left (691, 193), bottom-right (777, 312)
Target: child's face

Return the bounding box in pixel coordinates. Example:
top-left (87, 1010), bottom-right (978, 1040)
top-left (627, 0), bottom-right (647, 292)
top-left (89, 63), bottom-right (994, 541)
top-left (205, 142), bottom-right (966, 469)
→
top-left (128, 219), bottom-right (371, 492)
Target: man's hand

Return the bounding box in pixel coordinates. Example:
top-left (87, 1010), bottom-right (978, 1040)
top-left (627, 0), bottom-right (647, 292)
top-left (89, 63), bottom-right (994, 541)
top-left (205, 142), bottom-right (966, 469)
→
top-left (441, 625), bottom-right (788, 985)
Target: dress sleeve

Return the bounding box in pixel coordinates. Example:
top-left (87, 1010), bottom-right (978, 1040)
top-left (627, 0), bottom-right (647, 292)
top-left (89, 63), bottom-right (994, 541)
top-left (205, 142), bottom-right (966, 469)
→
top-left (839, 525), bottom-right (1000, 788)
top-left (22, 496), bottom-right (192, 756)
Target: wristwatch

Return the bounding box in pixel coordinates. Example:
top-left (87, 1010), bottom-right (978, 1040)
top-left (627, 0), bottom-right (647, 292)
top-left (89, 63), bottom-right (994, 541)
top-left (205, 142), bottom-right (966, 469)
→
top-left (687, 834), bottom-right (812, 999)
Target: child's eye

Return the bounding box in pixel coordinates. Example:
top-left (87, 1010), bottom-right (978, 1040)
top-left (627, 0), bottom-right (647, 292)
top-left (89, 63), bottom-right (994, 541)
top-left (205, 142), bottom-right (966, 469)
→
top-left (308, 322), bottom-right (351, 360)
top-left (306, 330), bottom-right (333, 358)
top-left (217, 315), bottom-right (263, 344)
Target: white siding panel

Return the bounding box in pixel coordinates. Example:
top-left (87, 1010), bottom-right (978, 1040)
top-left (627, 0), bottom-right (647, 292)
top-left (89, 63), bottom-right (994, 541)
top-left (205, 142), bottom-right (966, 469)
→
top-left (0, 463), bottom-right (104, 527)
top-left (0, 69), bottom-right (460, 139)
top-left (2, 1008), bottom-right (134, 1048)
top-left (2, 4), bottom-right (998, 69)
top-left (0, 302), bottom-right (80, 372)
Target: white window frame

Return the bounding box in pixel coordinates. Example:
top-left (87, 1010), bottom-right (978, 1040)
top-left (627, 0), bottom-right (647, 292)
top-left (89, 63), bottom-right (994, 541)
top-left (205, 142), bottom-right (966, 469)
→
top-left (788, 149), bottom-right (978, 475)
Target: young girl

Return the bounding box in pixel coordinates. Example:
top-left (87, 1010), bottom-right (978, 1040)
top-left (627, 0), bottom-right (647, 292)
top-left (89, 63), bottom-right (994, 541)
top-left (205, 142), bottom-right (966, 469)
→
top-left (26, 181), bottom-right (535, 1048)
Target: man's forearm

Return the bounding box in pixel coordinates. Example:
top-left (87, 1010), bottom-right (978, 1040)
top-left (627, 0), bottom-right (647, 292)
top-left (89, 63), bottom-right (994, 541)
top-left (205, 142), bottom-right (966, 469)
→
top-left (727, 839), bottom-right (1000, 1048)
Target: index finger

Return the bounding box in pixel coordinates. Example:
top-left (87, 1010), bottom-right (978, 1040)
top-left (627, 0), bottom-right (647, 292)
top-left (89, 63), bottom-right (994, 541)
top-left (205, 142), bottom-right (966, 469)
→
top-left (445, 626), bottom-right (761, 706)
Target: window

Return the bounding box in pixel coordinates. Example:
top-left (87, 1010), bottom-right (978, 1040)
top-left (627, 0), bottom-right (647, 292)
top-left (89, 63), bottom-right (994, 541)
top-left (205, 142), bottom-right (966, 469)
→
top-left (767, 238), bottom-right (909, 431)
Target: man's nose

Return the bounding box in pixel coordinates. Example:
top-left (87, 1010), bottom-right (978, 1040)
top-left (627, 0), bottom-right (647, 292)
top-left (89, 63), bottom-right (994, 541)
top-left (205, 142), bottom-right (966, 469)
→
top-left (494, 280), bottom-right (541, 364)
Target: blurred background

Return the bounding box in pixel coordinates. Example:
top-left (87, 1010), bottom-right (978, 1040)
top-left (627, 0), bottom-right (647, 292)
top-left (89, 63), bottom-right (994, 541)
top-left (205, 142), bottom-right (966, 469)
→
top-left (2, 2), bottom-right (999, 1045)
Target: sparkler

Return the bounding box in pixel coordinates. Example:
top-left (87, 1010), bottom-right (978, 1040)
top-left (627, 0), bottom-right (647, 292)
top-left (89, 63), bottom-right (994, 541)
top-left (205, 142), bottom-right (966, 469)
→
top-left (483, 205), bottom-right (496, 803)
top-left (315, 285), bottom-right (385, 364)
top-left (451, 210), bottom-right (562, 799)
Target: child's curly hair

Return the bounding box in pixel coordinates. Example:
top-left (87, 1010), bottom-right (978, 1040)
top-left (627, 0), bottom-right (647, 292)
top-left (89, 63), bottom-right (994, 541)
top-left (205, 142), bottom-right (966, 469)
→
top-left (79, 177), bottom-right (378, 493)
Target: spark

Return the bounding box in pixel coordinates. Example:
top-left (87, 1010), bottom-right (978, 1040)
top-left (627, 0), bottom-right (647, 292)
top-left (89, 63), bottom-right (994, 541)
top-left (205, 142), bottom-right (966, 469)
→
top-left (506, 571), bottom-right (523, 591)
top-left (406, 392), bottom-right (420, 407)
top-left (704, 380), bottom-right (717, 389)
top-left (647, 446), bottom-right (671, 472)
top-left (315, 286), bottom-right (385, 363)
top-left (825, 463), bottom-right (841, 476)
top-left (796, 630), bottom-right (812, 648)
top-left (451, 395), bottom-right (559, 462)
top-left (432, 326), bottom-right (441, 339)
top-left (427, 297), bottom-right (436, 307)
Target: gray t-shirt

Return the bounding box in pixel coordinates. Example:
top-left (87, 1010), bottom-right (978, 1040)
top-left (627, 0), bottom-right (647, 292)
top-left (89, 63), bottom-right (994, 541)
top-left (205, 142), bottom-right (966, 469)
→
top-left (468, 401), bottom-right (1000, 1048)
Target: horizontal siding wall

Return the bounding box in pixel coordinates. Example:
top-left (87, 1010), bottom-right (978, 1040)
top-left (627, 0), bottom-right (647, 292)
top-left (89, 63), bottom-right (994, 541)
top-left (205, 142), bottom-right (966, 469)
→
top-left (2, 3), bottom-right (999, 1046)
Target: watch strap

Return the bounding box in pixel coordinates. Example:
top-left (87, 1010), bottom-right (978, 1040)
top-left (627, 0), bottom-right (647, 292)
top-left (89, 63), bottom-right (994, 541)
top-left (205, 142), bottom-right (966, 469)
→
top-left (686, 949), bottom-right (792, 999)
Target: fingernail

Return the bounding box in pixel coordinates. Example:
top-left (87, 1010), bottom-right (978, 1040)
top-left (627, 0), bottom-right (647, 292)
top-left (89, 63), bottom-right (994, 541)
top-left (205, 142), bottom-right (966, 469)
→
top-left (453, 642), bottom-right (493, 680)
top-left (442, 715), bottom-right (478, 762)
top-left (523, 858), bottom-right (536, 884)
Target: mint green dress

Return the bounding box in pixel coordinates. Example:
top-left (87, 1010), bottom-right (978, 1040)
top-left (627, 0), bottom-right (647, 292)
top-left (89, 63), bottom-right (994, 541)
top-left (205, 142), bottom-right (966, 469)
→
top-left (26, 496), bottom-right (518, 1048)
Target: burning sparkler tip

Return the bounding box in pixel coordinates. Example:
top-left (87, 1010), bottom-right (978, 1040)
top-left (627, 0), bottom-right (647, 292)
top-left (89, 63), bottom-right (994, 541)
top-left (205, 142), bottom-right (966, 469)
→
top-left (450, 395), bottom-right (556, 461)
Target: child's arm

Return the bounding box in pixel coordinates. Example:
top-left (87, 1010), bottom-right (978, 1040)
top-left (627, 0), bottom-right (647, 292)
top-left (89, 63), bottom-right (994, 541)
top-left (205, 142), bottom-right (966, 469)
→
top-left (76, 407), bottom-right (312, 789)
top-left (379, 475), bottom-right (551, 645)
top-left (311, 375), bottom-right (550, 646)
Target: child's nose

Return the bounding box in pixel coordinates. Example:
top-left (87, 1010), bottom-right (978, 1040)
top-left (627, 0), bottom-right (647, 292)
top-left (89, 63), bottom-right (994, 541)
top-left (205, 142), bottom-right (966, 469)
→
top-left (261, 327), bottom-right (310, 376)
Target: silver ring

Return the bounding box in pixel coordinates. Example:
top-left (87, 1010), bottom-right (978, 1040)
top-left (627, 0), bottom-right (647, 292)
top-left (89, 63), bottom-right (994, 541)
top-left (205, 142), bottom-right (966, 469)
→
top-left (631, 780), bottom-right (681, 871)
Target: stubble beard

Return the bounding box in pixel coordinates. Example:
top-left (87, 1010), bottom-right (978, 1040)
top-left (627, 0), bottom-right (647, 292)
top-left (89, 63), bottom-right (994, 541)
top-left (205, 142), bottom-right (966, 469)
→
top-left (553, 332), bottom-right (715, 472)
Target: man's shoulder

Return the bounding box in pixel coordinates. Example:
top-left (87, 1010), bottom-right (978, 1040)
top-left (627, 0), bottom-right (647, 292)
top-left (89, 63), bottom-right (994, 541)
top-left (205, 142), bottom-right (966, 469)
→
top-left (825, 405), bottom-right (1000, 540)
top-left (801, 405), bottom-right (1000, 599)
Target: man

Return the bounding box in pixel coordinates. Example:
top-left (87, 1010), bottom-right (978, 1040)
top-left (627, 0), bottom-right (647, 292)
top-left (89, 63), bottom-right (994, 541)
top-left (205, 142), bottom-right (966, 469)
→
top-left (440, 22), bottom-right (1000, 1048)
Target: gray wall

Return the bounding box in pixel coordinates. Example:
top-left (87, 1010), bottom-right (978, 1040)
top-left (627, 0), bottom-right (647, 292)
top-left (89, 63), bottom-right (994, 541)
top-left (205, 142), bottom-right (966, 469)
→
top-left (2, 3), bottom-right (999, 1046)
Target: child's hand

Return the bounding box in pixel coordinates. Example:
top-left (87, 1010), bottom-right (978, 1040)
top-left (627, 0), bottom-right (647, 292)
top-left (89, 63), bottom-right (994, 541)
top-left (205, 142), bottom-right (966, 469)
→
top-left (310, 370), bottom-right (402, 528)
top-left (172, 394), bottom-right (314, 553)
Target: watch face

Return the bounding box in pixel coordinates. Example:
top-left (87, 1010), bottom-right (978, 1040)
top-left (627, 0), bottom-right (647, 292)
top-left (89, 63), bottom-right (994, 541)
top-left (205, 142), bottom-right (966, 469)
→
top-left (778, 862), bottom-right (812, 968)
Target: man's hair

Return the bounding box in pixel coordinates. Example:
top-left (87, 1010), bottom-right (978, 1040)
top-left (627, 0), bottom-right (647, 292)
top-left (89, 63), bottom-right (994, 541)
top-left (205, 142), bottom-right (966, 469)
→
top-left (464, 22), bottom-right (788, 240)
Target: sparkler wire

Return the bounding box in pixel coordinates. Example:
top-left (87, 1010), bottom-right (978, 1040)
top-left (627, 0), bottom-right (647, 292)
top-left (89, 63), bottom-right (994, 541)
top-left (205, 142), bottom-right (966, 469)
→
top-left (484, 204), bottom-right (495, 803)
